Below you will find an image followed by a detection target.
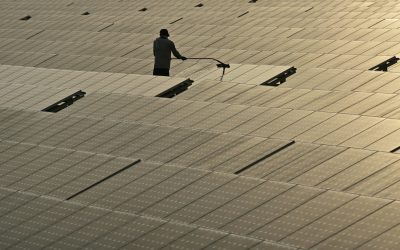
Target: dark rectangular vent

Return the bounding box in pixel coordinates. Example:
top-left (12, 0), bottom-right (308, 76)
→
top-left (369, 56), bottom-right (399, 72)
top-left (170, 18), bottom-right (183, 24)
top-left (66, 159), bottom-right (141, 200)
top-left (42, 90), bottom-right (86, 113)
top-left (156, 78), bottom-right (194, 98)
top-left (262, 67), bottom-right (297, 86)
top-left (234, 140), bottom-right (295, 175)
top-left (391, 146), bottom-right (400, 153)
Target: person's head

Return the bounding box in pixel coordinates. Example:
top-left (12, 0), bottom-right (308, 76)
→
top-left (160, 29), bottom-right (169, 37)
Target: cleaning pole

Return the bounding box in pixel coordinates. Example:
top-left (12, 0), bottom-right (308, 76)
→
top-left (177, 57), bottom-right (230, 81)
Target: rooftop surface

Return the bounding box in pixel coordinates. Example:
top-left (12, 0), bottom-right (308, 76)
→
top-left (1, 0), bottom-right (400, 249)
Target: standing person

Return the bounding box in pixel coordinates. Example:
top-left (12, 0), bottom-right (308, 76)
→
top-left (153, 29), bottom-right (187, 76)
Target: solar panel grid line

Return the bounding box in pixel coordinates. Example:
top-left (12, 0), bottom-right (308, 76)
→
top-left (71, 162), bottom-right (162, 206)
top-left (167, 175), bottom-right (265, 225)
top-left (133, 129), bottom-right (207, 162)
top-left (242, 143), bottom-right (319, 179)
top-left (367, 128), bottom-right (400, 152)
top-left (190, 137), bottom-right (265, 171)
top-left (320, 91), bottom-right (373, 113)
top-left (46, 211), bottom-right (134, 250)
top-left (65, 158), bottom-right (141, 201)
top-left (317, 152), bottom-right (400, 192)
top-left (270, 111), bottom-right (336, 140)
top-left (191, 180), bottom-right (293, 230)
top-left (0, 66), bottom-right (36, 82)
top-left (290, 147), bottom-right (374, 187)
top-left (279, 89), bottom-right (331, 110)
top-left (58, 92), bottom-right (107, 116)
top-left (0, 143), bottom-right (55, 181)
top-left (0, 84), bottom-right (29, 103)
top-left (355, 218), bottom-right (400, 249)
top-left (89, 122), bottom-right (154, 155)
top-left (122, 168), bottom-right (210, 215)
top-left (265, 145), bottom-right (347, 182)
top-left (6, 86), bottom-right (61, 110)
top-left (233, 87), bottom-right (289, 107)
top-left (34, 154), bottom-right (122, 198)
top-left (293, 113), bottom-right (359, 143)
top-left (250, 109), bottom-right (313, 138)
top-left (4, 112), bottom-right (68, 144)
top-left (250, 190), bottom-right (358, 242)
top-left (208, 106), bottom-right (267, 133)
top-left (3, 147), bottom-right (77, 191)
top-left (220, 185), bottom-right (324, 237)
top-left (340, 118), bottom-right (400, 149)
top-left (39, 117), bottom-right (101, 147)
top-left (190, 104), bottom-right (250, 131)
top-left (15, 115), bottom-right (85, 145)
top-left (99, 165), bottom-right (186, 211)
top-left (205, 84), bottom-right (255, 104)
top-left (0, 110), bottom-right (43, 138)
top-left (259, 88), bottom-right (311, 108)
top-left (0, 196), bottom-right (64, 247)
top-left (346, 159), bottom-right (400, 198)
top-left (341, 93), bottom-right (397, 116)
top-left (107, 125), bottom-right (176, 158)
top-left (312, 201), bottom-right (400, 249)
top-left (12, 202), bottom-right (108, 250)
top-left (97, 96), bottom-right (158, 121)
top-left (222, 85), bottom-right (272, 105)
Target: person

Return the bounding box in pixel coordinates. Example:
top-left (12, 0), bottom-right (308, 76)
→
top-left (153, 29), bottom-right (187, 76)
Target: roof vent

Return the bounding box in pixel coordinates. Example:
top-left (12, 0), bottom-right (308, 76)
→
top-left (195, 3), bottom-right (204, 7)
top-left (20, 15), bottom-right (31, 21)
top-left (262, 67), bottom-right (297, 86)
top-left (156, 79), bottom-right (193, 98)
top-left (139, 8), bottom-right (147, 11)
top-left (42, 90), bottom-right (86, 113)
top-left (81, 11), bottom-right (90, 15)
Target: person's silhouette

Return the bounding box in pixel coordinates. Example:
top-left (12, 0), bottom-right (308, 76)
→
top-left (153, 29), bottom-right (187, 76)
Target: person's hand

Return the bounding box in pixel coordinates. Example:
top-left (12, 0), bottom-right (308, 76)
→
top-left (181, 56), bottom-right (187, 61)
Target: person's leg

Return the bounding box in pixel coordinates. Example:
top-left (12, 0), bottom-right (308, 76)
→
top-left (153, 68), bottom-right (170, 76)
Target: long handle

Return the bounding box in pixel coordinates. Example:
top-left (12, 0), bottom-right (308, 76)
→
top-left (175, 57), bottom-right (230, 81)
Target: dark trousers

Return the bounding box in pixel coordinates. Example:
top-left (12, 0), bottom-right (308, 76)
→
top-left (153, 68), bottom-right (170, 76)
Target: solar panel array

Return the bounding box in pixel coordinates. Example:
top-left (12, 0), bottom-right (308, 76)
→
top-left (1, 0), bottom-right (400, 249)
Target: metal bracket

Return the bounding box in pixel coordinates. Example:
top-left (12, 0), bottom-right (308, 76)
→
top-left (156, 78), bottom-right (193, 98)
top-left (261, 67), bottom-right (297, 86)
top-left (42, 90), bottom-right (86, 113)
top-left (369, 56), bottom-right (399, 72)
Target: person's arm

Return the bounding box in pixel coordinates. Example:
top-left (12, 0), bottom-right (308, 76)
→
top-left (153, 40), bottom-right (157, 56)
top-left (170, 41), bottom-right (186, 60)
